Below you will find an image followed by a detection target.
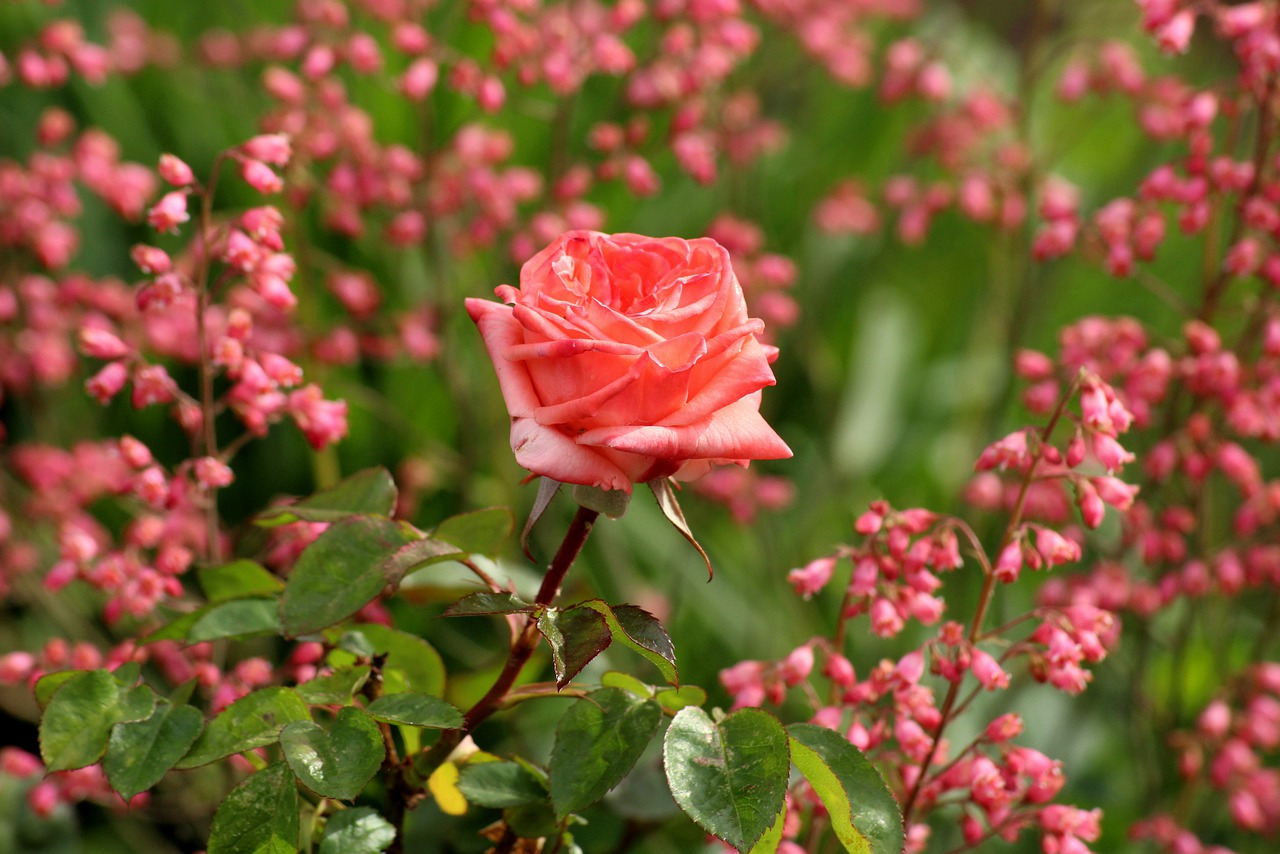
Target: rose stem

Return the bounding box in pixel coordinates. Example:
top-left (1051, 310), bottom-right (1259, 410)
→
top-left (407, 504), bottom-right (600, 780)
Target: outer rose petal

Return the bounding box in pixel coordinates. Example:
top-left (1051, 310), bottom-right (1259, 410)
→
top-left (576, 394), bottom-right (792, 462)
top-left (510, 418), bottom-right (632, 492)
top-left (465, 298), bottom-right (541, 418)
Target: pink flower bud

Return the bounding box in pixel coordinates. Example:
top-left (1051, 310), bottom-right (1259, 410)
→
top-left (780, 645), bottom-right (814, 686)
top-left (194, 457), bottom-right (234, 489)
top-left (824, 653), bottom-right (855, 687)
top-left (986, 712), bottom-right (1023, 742)
top-left (130, 244), bottom-right (171, 274)
top-left (79, 327), bottom-right (130, 360)
top-left (994, 541), bottom-right (1022, 583)
top-left (242, 133), bottom-right (291, 166)
top-left (85, 361), bottom-right (128, 404)
top-left (971, 647), bottom-right (1009, 690)
top-left (788, 555), bottom-right (836, 598)
top-left (240, 158), bottom-right (283, 194)
top-left (158, 153), bottom-right (194, 186)
top-left (147, 190), bottom-right (189, 233)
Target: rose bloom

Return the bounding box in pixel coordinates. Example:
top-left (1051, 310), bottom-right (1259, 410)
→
top-left (466, 231), bottom-right (791, 492)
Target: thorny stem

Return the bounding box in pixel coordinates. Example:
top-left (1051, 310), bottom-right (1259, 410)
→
top-left (392, 505), bottom-right (600, 853)
top-left (901, 375), bottom-right (1081, 825)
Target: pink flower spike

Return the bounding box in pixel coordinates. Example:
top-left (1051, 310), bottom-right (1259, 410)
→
top-left (971, 647), bottom-right (1009, 690)
top-left (241, 134), bottom-right (291, 166)
top-left (240, 159), bottom-right (283, 194)
top-left (158, 153), bottom-right (194, 186)
top-left (147, 190), bottom-right (190, 233)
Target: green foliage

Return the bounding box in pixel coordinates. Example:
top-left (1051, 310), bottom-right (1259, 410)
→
top-left (663, 706), bottom-right (791, 851)
top-left (177, 687), bottom-right (311, 769)
top-left (207, 763), bottom-right (299, 854)
top-left (431, 507), bottom-right (515, 555)
top-left (456, 759), bottom-right (548, 808)
top-left (318, 808), bottom-right (396, 854)
top-left (280, 707), bottom-right (385, 801)
top-left (364, 693), bottom-right (463, 729)
top-left (39, 671), bottom-right (155, 772)
top-left (103, 702), bottom-right (204, 801)
top-left (255, 468), bottom-right (398, 527)
top-left (548, 688), bottom-right (663, 819)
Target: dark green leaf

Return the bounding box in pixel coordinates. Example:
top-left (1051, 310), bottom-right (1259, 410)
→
top-left (140, 608), bottom-right (204, 644)
top-left (189, 598), bottom-right (282, 643)
top-left (663, 706), bottom-right (790, 851)
top-left (296, 667), bottom-right (371, 705)
top-left (281, 707), bottom-right (384, 801)
top-left (319, 807), bottom-right (396, 854)
top-left (521, 477), bottom-right (562, 561)
top-left (457, 760), bottom-right (547, 808)
top-left (442, 592), bottom-right (532, 617)
top-left (104, 702), bottom-right (203, 800)
top-left (432, 507), bottom-right (514, 555)
top-left (747, 810), bottom-right (787, 854)
top-left (39, 671), bottom-right (155, 772)
top-left (207, 762), bottom-right (298, 854)
top-left (256, 468), bottom-right (397, 527)
top-left (655, 685), bottom-right (707, 712)
top-left (34, 670), bottom-right (82, 709)
top-left (537, 606), bottom-right (612, 688)
top-left (504, 802), bottom-right (560, 839)
top-left (199, 560), bottom-right (284, 602)
top-left (578, 601), bottom-right (678, 686)
top-left (787, 723), bottom-right (903, 854)
top-left (365, 693), bottom-right (462, 729)
top-left (280, 516), bottom-right (414, 637)
top-left (549, 688), bottom-right (663, 819)
top-left (326, 624), bottom-right (445, 697)
top-left (647, 478), bottom-right (712, 580)
top-left (177, 687), bottom-right (310, 769)
top-left (382, 537), bottom-right (464, 585)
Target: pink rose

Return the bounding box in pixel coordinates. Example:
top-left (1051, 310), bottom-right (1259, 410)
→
top-left (466, 231), bottom-right (791, 493)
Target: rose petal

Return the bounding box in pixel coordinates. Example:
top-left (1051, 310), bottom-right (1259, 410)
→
top-left (664, 337), bottom-right (776, 427)
top-left (465, 298), bottom-right (541, 417)
top-left (510, 417), bottom-right (632, 492)
top-left (576, 394), bottom-right (791, 462)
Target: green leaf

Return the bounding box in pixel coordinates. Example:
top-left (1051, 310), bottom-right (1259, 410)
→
top-left (189, 598), bottom-right (283, 643)
top-left (442, 592), bottom-right (532, 617)
top-left (177, 687), bottom-right (311, 769)
top-left (787, 724), bottom-right (904, 854)
top-left (382, 537), bottom-right (464, 584)
top-left (34, 670), bottom-right (82, 709)
top-left (365, 693), bottom-right (462, 729)
top-left (432, 506), bottom-right (514, 555)
top-left (280, 516), bottom-right (415, 637)
top-left (281, 707), bottom-right (384, 801)
top-left (104, 701), bottom-right (204, 800)
top-left (578, 601), bottom-right (678, 686)
top-left (663, 706), bottom-right (790, 851)
top-left (207, 762), bottom-right (298, 854)
top-left (647, 478), bottom-right (712, 580)
top-left (549, 688), bottom-right (663, 819)
top-left (536, 605), bottom-right (612, 688)
top-left (457, 760), bottom-right (547, 808)
top-left (655, 685), bottom-right (707, 712)
top-left (521, 477), bottom-right (562, 561)
top-left (39, 671), bottom-right (155, 772)
top-left (296, 667), bottom-right (371, 705)
top-left (199, 560), bottom-right (284, 602)
top-left (504, 801), bottom-right (559, 838)
top-left (746, 810), bottom-right (787, 854)
top-left (140, 609), bottom-right (204, 644)
top-left (256, 467), bottom-right (397, 527)
top-left (327, 624), bottom-right (445, 697)
top-left (319, 807), bottom-right (396, 854)
top-left (601, 671), bottom-right (653, 699)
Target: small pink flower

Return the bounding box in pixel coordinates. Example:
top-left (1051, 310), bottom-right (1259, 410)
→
top-left (157, 153), bottom-right (194, 186)
top-left (240, 159), bottom-right (282, 194)
top-left (146, 191), bottom-right (189, 233)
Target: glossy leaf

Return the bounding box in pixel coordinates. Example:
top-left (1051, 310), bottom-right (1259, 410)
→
top-left (787, 723), bottom-right (904, 854)
top-left (104, 701), bottom-right (203, 800)
top-left (442, 592), bottom-right (532, 617)
top-left (549, 688), bottom-right (663, 819)
top-left (432, 506), bottom-right (514, 556)
top-left (256, 467), bottom-right (397, 527)
top-left (537, 605), bottom-right (612, 688)
top-left (279, 516), bottom-right (414, 637)
top-left (457, 760), bottom-right (547, 808)
top-left (281, 707), bottom-right (384, 801)
top-left (318, 807), bottom-right (396, 854)
top-left (328, 624), bottom-right (445, 697)
top-left (381, 537), bottom-right (464, 585)
top-left (663, 706), bottom-right (790, 851)
top-left (296, 667), bottom-right (371, 705)
top-left (198, 560), bottom-right (283, 602)
top-left (365, 693), bottom-right (462, 729)
top-left (578, 600), bottom-right (677, 686)
top-left (188, 598), bottom-right (282, 643)
top-left (647, 478), bottom-right (712, 580)
top-left (39, 670), bottom-right (155, 772)
top-left (207, 762), bottom-right (298, 854)
top-left (177, 687), bottom-right (310, 769)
